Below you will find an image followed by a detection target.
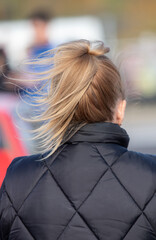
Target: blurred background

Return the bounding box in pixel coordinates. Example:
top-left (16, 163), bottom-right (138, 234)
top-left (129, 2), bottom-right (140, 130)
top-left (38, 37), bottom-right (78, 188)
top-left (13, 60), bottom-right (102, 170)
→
top-left (0, 0), bottom-right (156, 184)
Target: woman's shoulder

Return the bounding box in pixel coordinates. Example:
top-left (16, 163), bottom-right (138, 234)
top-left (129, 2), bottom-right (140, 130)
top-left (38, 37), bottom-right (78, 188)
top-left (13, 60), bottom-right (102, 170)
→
top-left (2, 154), bottom-right (45, 199)
top-left (125, 150), bottom-right (156, 166)
top-left (116, 150), bottom-right (156, 179)
top-left (2, 145), bottom-right (66, 191)
top-left (6, 153), bottom-right (44, 177)
top-left (0, 153), bottom-right (47, 231)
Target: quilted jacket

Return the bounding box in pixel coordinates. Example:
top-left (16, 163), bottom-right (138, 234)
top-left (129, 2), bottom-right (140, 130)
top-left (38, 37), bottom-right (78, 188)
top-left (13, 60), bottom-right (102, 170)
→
top-left (1, 122), bottom-right (156, 240)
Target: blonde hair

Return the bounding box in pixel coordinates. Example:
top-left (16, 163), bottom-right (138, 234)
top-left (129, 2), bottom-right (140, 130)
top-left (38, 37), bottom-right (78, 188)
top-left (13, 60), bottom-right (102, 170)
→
top-left (28, 39), bottom-right (125, 157)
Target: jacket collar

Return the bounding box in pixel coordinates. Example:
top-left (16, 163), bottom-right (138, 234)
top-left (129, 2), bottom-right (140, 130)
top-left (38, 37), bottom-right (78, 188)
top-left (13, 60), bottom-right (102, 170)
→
top-left (67, 122), bottom-right (129, 148)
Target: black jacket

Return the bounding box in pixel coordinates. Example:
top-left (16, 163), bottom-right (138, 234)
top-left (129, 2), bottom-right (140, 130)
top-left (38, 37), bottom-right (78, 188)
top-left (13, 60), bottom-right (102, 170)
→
top-left (1, 122), bottom-right (156, 240)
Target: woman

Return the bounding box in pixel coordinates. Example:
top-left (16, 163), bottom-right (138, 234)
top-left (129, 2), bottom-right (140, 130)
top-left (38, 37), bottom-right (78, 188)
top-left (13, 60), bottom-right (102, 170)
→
top-left (0, 40), bottom-right (156, 240)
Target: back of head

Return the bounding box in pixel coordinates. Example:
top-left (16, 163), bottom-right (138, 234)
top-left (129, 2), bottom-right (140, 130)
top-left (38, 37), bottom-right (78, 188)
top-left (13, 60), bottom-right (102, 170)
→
top-left (29, 10), bottom-right (51, 23)
top-left (31, 40), bottom-right (125, 156)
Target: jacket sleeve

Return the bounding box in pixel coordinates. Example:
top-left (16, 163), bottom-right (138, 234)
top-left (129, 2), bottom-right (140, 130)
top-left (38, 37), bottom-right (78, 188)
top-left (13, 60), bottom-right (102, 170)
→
top-left (0, 179), bottom-right (15, 240)
top-left (0, 159), bottom-right (19, 240)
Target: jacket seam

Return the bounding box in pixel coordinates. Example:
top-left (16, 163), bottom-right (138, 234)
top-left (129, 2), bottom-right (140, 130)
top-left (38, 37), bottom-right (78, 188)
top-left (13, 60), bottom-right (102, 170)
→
top-left (17, 168), bottom-right (48, 212)
top-left (3, 190), bottom-right (36, 240)
top-left (45, 161), bottom-right (100, 240)
top-left (112, 171), bottom-right (156, 238)
top-left (12, 146), bottom-right (68, 212)
top-left (44, 160), bottom-right (106, 240)
top-left (94, 144), bottom-right (128, 168)
top-left (95, 145), bottom-right (156, 238)
top-left (143, 211), bottom-right (156, 235)
top-left (77, 130), bottom-right (128, 136)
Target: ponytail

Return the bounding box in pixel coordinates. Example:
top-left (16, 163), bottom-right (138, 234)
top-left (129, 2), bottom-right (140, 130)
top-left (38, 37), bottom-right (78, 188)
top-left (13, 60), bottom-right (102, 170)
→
top-left (28, 40), bottom-right (124, 157)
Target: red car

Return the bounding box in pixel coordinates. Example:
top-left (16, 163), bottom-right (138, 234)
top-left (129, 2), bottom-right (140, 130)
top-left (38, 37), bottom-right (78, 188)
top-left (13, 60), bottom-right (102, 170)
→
top-left (0, 94), bottom-right (29, 186)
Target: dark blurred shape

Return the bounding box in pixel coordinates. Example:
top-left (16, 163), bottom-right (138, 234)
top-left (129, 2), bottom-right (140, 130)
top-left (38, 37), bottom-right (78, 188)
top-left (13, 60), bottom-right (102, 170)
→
top-left (24, 10), bottom-right (54, 99)
top-left (29, 9), bottom-right (51, 22)
top-left (0, 48), bottom-right (14, 92)
top-left (28, 10), bottom-right (54, 60)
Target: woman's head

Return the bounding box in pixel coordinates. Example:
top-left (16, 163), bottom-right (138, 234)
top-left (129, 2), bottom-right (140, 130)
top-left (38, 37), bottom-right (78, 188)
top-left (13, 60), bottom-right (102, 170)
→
top-left (30, 39), bottom-right (126, 155)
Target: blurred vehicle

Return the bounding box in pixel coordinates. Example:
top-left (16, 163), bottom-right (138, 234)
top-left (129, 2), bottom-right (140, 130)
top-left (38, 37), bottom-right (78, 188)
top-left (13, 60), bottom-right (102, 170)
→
top-left (0, 94), bottom-right (29, 186)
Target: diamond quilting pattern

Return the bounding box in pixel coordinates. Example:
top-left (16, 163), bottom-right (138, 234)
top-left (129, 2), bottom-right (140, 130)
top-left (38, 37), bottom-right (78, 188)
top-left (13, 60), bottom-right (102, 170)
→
top-left (43, 144), bottom-right (155, 240)
top-left (58, 213), bottom-right (98, 240)
top-left (2, 142), bottom-right (156, 240)
top-left (144, 193), bottom-right (156, 234)
top-left (46, 158), bottom-right (106, 240)
top-left (18, 171), bottom-right (75, 240)
top-left (49, 143), bottom-right (109, 209)
top-left (79, 169), bottom-right (141, 240)
top-left (122, 214), bottom-right (156, 240)
top-left (111, 151), bottom-right (156, 209)
top-left (9, 216), bottom-right (35, 240)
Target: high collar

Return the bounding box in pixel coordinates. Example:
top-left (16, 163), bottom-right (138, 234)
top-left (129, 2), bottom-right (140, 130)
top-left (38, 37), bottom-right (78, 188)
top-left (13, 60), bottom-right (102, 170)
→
top-left (67, 122), bottom-right (129, 148)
